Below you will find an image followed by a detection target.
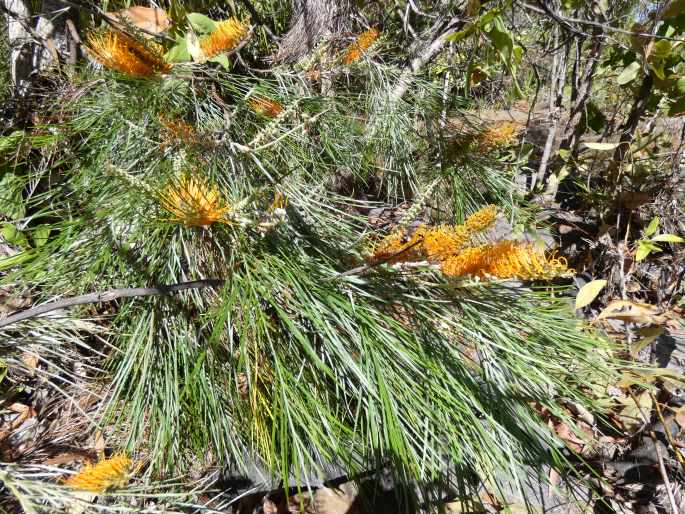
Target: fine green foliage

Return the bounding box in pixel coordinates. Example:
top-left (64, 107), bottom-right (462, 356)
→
top-left (0, 13), bottom-right (623, 510)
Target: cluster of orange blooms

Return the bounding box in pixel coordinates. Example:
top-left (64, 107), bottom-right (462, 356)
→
top-left (474, 121), bottom-right (522, 154)
top-left (342, 27), bottom-right (381, 64)
top-left (199, 18), bottom-right (249, 59)
top-left (86, 30), bottom-right (170, 78)
top-left (64, 454), bottom-right (132, 493)
top-left (85, 17), bottom-right (248, 78)
top-left (158, 174), bottom-right (231, 227)
top-left (370, 205), bottom-right (571, 281)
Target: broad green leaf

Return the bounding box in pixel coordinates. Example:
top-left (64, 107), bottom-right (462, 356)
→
top-left (0, 250), bottom-right (35, 270)
top-left (652, 233), bottom-right (685, 243)
top-left (209, 53), bottom-right (231, 70)
top-left (668, 96), bottom-right (685, 116)
top-left (32, 225), bottom-right (50, 248)
top-left (186, 12), bottom-right (216, 34)
top-left (617, 61), bottom-right (641, 85)
top-left (583, 142), bottom-right (618, 150)
top-left (165, 35), bottom-right (190, 62)
top-left (575, 279), bottom-right (607, 309)
top-left (676, 76), bottom-right (685, 94)
top-left (645, 216), bottom-right (660, 236)
top-left (652, 40), bottom-right (673, 60)
top-left (636, 240), bottom-right (660, 261)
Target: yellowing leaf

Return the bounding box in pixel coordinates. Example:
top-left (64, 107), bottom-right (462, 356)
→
top-left (617, 61), bottom-right (641, 85)
top-left (596, 300), bottom-right (661, 323)
top-left (575, 279), bottom-right (607, 309)
top-left (582, 142), bottom-right (619, 151)
top-left (652, 233), bottom-right (685, 243)
top-left (645, 216), bottom-right (660, 237)
top-left (630, 326), bottom-right (663, 357)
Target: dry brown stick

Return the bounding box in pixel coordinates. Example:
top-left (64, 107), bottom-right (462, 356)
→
top-left (651, 430), bottom-right (680, 514)
top-left (652, 393), bottom-right (685, 472)
top-left (0, 279), bottom-right (224, 329)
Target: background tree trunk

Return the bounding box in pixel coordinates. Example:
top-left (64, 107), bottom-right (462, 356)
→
top-left (275, 0), bottom-right (352, 62)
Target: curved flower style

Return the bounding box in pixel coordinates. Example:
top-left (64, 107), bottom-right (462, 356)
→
top-left (371, 205), bottom-right (497, 264)
top-left (371, 205), bottom-right (570, 280)
top-left (158, 175), bottom-right (231, 227)
top-left (86, 30), bottom-right (171, 78)
top-left (200, 18), bottom-right (249, 58)
top-left (342, 27), bottom-right (381, 65)
top-left (249, 96), bottom-right (284, 117)
top-left (64, 454), bottom-right (132, 493)
top-left (441, 241), bottom-right (572, 280)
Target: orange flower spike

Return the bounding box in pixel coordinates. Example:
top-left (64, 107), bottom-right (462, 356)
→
top-left (342, 27), bottom-right (381, 65)
top-left (200, 18), bottom-right (249, 58)
top-left (463, 204), bottom-right (497, 233)
top-left (249, 96), bottom-right (284, 118)
top-left (86, 30), bottom-right (170, 78)
top-left (371, 226), bottom-right (425, 264)
top-left (441, 241), bottom-right (571, 280)
top-left (476, 122), bottom-right (522, 153)
top-left (422, 225), bottom-right (469, 262)
top-left (64, 454), bottom-right (132, 493)
top-left (159, 175), bottom-right (231, 227)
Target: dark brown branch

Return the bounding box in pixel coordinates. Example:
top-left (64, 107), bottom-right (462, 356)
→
top-left (0, 279), bottom-right (224, 329)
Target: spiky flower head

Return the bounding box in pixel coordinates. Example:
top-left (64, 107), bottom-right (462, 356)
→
top-left (441, 240), bottom-right (572, 280)
top-left (249, 96), bottom-right (284, 118)
top-left (342, 27), bottom-right (381, 65)
top-left (371, 205), bottom-right (497, 263)
top-left (476, 122), bottom-right (522, 154)
top-left (64, 454), bottom-right (132, 493)
top-left (85, 30), bottom-right (171, 78)
top-left (200, 18), bottom-right (249, 58)
top-left (158, 174), bottom-right (231, 227)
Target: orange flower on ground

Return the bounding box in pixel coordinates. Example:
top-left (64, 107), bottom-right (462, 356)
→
top-left (249, 96), bottom-right (284, 117)
top-left (342, 27), bottom-right (380, 65)
top-left (200, 18), bottom-right (249, 58)
top-left (441, 240), bottom-right (572, 280)
top-left (64, 454), bottom-right (132, 493)
top-left (159, 175), bottom-right (231, 227)
top-left (86, 30), bottom-right (170, 78)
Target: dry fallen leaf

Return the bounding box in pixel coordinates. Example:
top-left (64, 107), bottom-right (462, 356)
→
top-left (596, 300), bottom-right (664, 324)
top-left (575, 279), bottom-right (607, 309)
top-left (106, 6), bottom-right (170, 35)
top-left (616, 390), bottom-right (652, 432)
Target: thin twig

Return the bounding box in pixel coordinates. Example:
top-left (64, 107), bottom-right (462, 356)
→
top-left (0, 279), bottom-right (224, 329)
top-left (653, 393), bottom-right (685, 472)
top-left (519, 1), bottom-right (685, 42)
top-left (651, 429), bottom-right (680, 514)
top-left (324, 237), bottom-right (424, 282)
